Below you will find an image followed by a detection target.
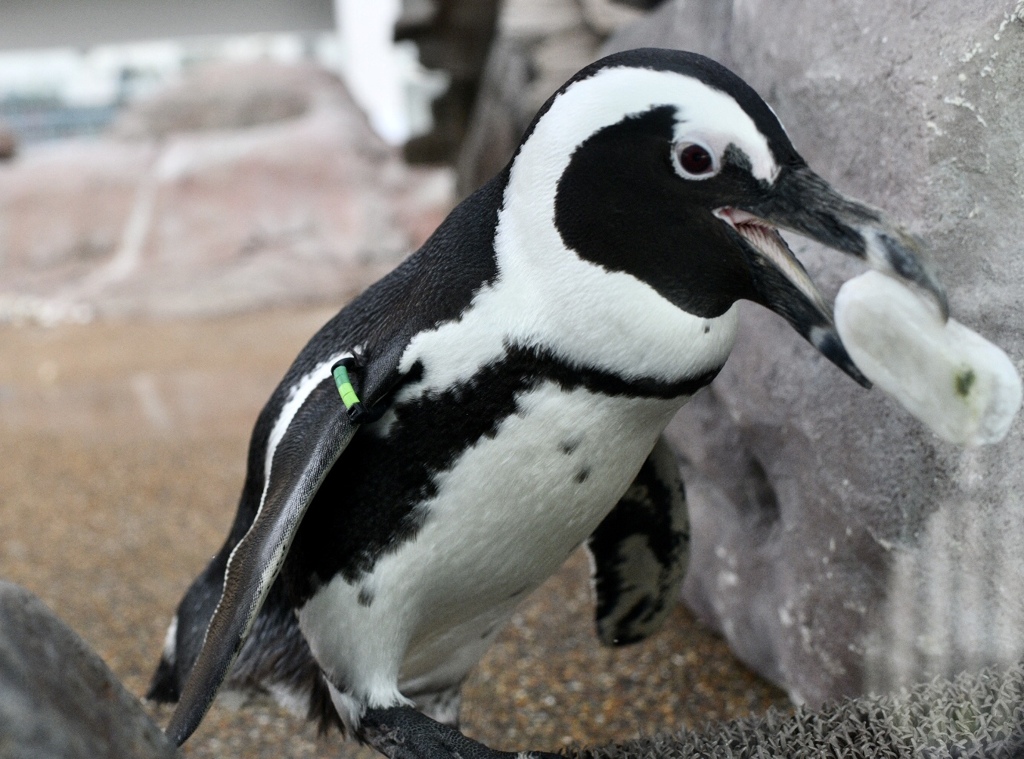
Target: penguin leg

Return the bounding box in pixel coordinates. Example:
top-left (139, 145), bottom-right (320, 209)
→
top-left (587, 434), bottom-right (690, 646)
top-left (358, 705), bottom-right (561, 759)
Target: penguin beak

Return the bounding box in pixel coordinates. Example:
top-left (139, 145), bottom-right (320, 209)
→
top-left (714, 208), bottom-right (871, 386)
top-left (748, 165), bottom-right (948, 317)
top-left (714, 165), bottom-right (948, 389)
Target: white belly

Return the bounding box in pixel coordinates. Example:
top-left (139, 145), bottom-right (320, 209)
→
top-left (297, 381), bottom-right (686, 710)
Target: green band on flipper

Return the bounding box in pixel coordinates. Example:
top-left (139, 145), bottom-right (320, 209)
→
top-left (332, 363), bottom-right (361, 410)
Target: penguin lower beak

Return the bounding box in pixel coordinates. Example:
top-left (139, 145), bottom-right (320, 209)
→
top-left (714, 165), bottom-right (948, 389)
top-left (714, 209), bottom-right (871, 387)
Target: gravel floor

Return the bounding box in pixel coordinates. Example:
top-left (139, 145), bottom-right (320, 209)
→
top-left (0, 308), bottom-right (791, 758)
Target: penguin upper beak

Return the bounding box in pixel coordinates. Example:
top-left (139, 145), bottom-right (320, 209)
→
top-left (748, 165), bottom-right (948, 317)
top-left (714, 165), bottom-right (948, 389)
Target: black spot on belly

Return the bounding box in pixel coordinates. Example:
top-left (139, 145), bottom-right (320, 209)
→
top-left (703, 324), bottom-right (711, 334)
top-left (560, 438), bottom-right (581, 455)
top-left (357, 588), bottom-right (374, 607)
top-left (575, 467), bottom-right (590, 483)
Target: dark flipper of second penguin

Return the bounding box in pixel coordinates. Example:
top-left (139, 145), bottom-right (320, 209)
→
top-left (588, 435), bottom-right (691, 647)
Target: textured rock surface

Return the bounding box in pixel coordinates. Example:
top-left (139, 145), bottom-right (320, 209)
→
top-left (0, 61), bottom-right (454, 325)
top-left (0, 581), bottom-right (179, 758)
top-left (605, 0), bottom-right (1024, 705)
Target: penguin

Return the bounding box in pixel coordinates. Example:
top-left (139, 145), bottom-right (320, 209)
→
top-left (148, 48), bottom-right (947, 759)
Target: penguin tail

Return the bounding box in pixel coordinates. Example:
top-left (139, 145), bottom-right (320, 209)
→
top-left (146, 559), bottom-right (346, 736)
top-left (145, 555), bottom-right (227, 708)
top-left (309, 675), bottom-right (346, 736)
top-left (147, 651), bottom-right (181, 703)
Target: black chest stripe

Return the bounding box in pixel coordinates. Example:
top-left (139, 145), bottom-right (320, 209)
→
top-left (285, 345), bottom-right (720, 604)
top-left (219, 172), bottom-right (508, 564)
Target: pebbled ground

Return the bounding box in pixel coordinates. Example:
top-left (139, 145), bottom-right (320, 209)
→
top-left (0, 307), bottom-right (790, 758)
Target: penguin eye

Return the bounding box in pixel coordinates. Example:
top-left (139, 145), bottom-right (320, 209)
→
top-left (674, 142), bottom-right (717, 179)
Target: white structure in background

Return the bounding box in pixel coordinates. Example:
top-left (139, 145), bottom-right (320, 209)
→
top-left (69, 41), bottom-right (187, 106)
top-left (334, 0), bottom-right (446, 144)
top-left (0, 35), bottom-right (322, 106)
top-left (0, 35), bottom-right (325, 142)
top-left (0, 5), bottom-right (444, 145)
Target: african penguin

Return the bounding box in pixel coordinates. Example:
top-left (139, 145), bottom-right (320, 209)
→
top-left (148, 48), bottom-right (946, 759)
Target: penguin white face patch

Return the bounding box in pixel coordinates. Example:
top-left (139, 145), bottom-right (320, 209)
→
top-left (451, 65), bottom-right (763, 387)
top-left (538, 66), bottom-right (780, 185)
top-left (391, 65), bottom-right (789, 400)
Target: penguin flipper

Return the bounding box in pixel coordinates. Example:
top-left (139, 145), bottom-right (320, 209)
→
top-left (166, 378), bottom-right (355, 745)
top-left (587, 435), bottom-right (691, 646)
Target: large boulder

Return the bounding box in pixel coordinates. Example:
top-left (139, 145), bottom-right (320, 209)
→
top-left (0, 581), bottom-right (179, 758)
top-left (605, 0), bottom-right (1024, 705)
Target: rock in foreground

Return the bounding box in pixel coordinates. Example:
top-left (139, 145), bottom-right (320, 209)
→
top-left (0, 581), bottom-right (178, 759)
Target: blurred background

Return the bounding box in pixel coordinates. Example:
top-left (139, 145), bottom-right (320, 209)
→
top-left (0, 2), bottom-right (788, 758)
top-left (3, 1), bottom-right (1023, 757)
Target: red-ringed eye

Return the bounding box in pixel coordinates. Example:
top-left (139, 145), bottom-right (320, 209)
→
top-left (676, 143), bottom-right (715, 177)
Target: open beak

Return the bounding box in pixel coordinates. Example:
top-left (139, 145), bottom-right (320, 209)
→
top-left (715, 165), bottom-right (948, 389)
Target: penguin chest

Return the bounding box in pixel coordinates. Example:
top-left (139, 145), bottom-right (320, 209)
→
top-left (395, 381), bottom-right (683, 614)
top-left (296, 381), bottom-right (685, 699)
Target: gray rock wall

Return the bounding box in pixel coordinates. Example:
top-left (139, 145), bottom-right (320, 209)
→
top-left (606, 0), bottom-right (1024, 705)
top-left (0, 582), bottom-right (179, 758)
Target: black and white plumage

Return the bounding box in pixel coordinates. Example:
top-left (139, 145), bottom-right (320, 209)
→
top-left (148, 48), bottom-right (946, 758)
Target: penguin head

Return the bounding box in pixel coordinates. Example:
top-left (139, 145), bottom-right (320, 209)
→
top-left (510, 48), bottom-right (947, 386)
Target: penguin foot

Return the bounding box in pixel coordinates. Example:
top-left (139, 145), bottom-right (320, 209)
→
top-left (358, 705), bottom-right (561, 759)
